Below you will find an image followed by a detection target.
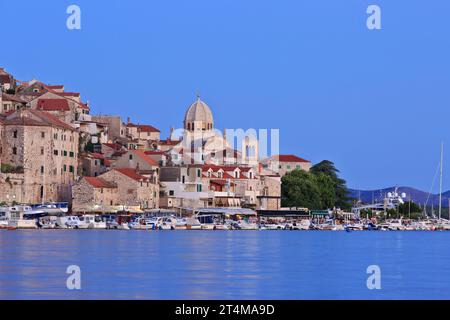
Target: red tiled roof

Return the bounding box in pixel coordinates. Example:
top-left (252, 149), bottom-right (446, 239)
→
top-left (210, 179), bottom-right (236, 186)
top-left (0, 74), bottom-right (12, 84)
top-left (114, 168), bottom-right (149, 182)
top-left (47, 85), bottom-right (64, 90)
top-left (126, 123), bottom-right (160, 133)
top-left (276, 155), bottom-right (310, 163)
top-left (160, 138), bottom-right (179, 145)
top-left (37, 99), bottom-right (70, 111)
top-left (102, 143), bottom-right (123, 151)
top-left (87, 152), bottom-right (104, 160)
top-left (131, 150), bottom-right (159, 166)
top-left (1, 93), bottom-right (27, 103)
top-left (4, 109), bottom-right (75, 131)
top-left (59, 92), bottom-right (80, 97)
top-left (144, 150), bottom-right (166, 155)
top-left (84, 177), bottom-right (117, 189)
top-left (31, 109), bottom-right (75, 131)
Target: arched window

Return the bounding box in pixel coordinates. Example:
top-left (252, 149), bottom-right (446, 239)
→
top-left (187, 123), bottom-right (191, 131)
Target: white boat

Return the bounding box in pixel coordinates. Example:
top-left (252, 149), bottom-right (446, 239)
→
top-left (157, 216), bottom-right (177, 230)
top-left (175, 217), bottom-right (202, 230)
top-left (38, 216), bottom-right (58, 229)
top-left (233, 220), bottom-right (258, 230)
top-left (5, 206), bottom-right (42, 229)
top-left (387, 219), bottom-right (405, 231)
top-left (57, 216), bottom-right (89, 229)
top-left (81, 215), bottom-right (107, 229)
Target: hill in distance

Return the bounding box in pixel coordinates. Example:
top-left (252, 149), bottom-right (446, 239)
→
top-left (348, 186), bottom-right (450, 207)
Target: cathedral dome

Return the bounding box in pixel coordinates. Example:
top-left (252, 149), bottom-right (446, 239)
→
top-left (184, 96), bottom-right (214, 132)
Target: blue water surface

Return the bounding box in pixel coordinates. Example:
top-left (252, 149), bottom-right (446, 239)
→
top-left (0, 230), bottom-right (449, 300)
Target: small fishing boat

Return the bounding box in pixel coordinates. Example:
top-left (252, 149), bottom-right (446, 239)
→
top-left (81, 215), bottom-right (107, 229)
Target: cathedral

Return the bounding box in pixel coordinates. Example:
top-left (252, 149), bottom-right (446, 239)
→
top-left (171, 96), bottom-right (259, 167)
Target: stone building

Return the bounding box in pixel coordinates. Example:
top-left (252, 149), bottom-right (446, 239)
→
top-left (0, 109), bottom-right (79, 204)
top-left (100, 168), bottom-right (159, 209)
top-left (71, 176), bottom-right (118, 213)
top-left (262, 154), bottom-right (312, 176)
top-left (0, 92), bottom-right (27, 114)
top-left (80, 152), bottom-right (108, 177)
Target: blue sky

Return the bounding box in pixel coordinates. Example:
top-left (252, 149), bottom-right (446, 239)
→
top-left (1, 0), bottom-right (450, 191)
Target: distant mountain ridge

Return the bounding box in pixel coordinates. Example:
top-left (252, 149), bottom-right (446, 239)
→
top-left (348, 186), bottom-right (450, 207)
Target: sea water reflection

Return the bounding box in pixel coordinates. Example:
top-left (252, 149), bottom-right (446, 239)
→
top-left (1, 230), bottom-right (450, 299)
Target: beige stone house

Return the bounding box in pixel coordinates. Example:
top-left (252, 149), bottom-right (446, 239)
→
top-left (0, 92), bottom-right (27, 114)
top-left (80, 152), bottom-right (108, 177)
top-left (0, 109), bottom-right (79, 204)
top-left (262, 154), bottom-right (312, 176)
top-left (72, 176), bottom-right (118, 213)
top-left (113, 149), bottom-right (159, 177)
top-left (125, 119), bottom-right (160, 148)
top-left (100, 168), bottom-right (159, 209)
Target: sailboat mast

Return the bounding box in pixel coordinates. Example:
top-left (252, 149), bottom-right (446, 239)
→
top-left (439, 142), bottom-right (444, 220)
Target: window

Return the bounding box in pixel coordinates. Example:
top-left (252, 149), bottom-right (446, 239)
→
top-left (54, 133), bottom-right (58, 140)
top-left (69, 151), bottom-right (74, 157)
top-left (182, 175), bottom-right (185, 184)
top-left (129, 154), bottom-right (133, 160)
top-left (40, 147), bottom-right (44, 155)
top-left (63, 151), bottom-right (67, 157)
top-left (169, 190), bottom-right (174, 196)
top-left (197, 184), bottom-right (202, 192)
top-left (40, 166), bottom-right (44, 174)
top-left (286, 165), bottom-right (291, 170)
top-left (63, 165), bottom-right (67, 172)
top-left (12, 147), bottom-right (17, 155)
top-left (197, 169), bottom-right (201, 178)
top-left (13, 131), bottom-right (17, 138)
top-left (69, 165), bottom-right (74, 173)
top-left (296, 165), bottom-right (301, 170)
top-left (41, 132), bottom-right (45, 139)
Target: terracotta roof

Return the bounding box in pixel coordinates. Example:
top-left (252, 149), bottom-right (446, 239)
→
top-left (1, 93), bottom-right (27, 103)
top-left (29, 109), bottom-right (75, 131)
top-left (0, 74), bottom-right (12, 84)
top-left (102, 143), bottom-right (123, 151)
top-left (114, 168), bottom-right (149, 182)
top-left (47, 85), bottom-right (64, 90)
top-left (210, 179), bottom-right (236, 186)
top-left (3, 109), bottom-right (75, 131)
top-left (160, 138), bottom-right (179, 145)
top-left (85, 152), bottom-right (104, 160)
top-left (84, 177), bottom-right (117, 189)
top-left (144, 150), bottom-right (166, 155)
top-left (130, 150), bottom-right (159, 166)
top-left (126, 123), bottom-right (160, 133)
top-left (59, 92), bottom-right (80, 97)
top-left (37, 99), bottom-right (70, 111)
top-left (276, 155), bottom-right (310, 163)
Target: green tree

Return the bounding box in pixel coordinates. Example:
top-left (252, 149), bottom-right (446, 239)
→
top-left (315, 172), bottom-right (336, 209)
top-left (310, 160), bottom-right (351, 210)
top-left (398, 201), bottom-right (422, 217)
top-left (281, 170), bottom-right (322, 209)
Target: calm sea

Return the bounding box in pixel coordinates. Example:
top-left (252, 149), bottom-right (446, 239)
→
top-left (0, 230), bottom-right (449, 300)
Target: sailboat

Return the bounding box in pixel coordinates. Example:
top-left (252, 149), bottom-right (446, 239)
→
top-left (435, 143), bottom-right (450, 230)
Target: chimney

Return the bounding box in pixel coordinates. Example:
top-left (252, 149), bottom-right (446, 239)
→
top-left (127, 117), bottom-right (131, 125)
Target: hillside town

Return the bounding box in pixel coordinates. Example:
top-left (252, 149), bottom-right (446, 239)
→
top-left (0, 67), bottom-right (312, 217)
